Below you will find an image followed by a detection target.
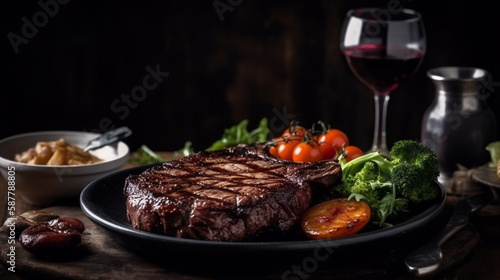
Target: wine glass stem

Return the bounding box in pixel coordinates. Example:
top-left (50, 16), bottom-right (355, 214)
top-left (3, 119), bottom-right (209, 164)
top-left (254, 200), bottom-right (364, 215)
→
top-left (371, 94), bottom-right (390, 156)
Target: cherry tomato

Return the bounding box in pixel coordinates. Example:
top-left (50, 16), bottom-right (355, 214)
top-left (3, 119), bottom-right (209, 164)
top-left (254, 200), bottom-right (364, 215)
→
top-left (277, 139), bottom-right (301, 161)
top-left (268, 144), bottom-right (279, 158)
top-left (293, 142), bottom-right (323, 162)
top-left (319, 142), bottom-right (336, 160)
top-left (343, 145), bottom-right (364, 162)
top-left (318, 129), bottom-right (349, 152)
top-left (282, 125), bottom-right (311, 141)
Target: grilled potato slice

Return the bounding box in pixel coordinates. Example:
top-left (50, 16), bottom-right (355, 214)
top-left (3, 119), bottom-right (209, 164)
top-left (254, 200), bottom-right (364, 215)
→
top-left (301, 198), bottom-right (371, 240)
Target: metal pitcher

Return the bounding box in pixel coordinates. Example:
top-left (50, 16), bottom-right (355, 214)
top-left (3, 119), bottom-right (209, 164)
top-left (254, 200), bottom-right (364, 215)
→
top-left (421, 66), bottom-right (497, 182)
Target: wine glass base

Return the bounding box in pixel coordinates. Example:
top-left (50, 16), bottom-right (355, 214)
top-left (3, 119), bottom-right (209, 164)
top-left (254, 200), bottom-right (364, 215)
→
top-left (367, 145), bottom-right (390, 157)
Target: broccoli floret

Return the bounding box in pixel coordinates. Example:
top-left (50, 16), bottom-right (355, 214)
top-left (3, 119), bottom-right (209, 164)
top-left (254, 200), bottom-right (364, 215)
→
top-left (337, 140), bottom-right (440, 227)
top-left (388, 140), bottom-right (440, 202)
top-left (338, 161), bottom-right (390, 206)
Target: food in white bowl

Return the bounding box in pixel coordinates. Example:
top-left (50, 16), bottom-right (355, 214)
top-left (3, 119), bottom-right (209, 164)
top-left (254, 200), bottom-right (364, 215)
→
top-left (0, 131), bottom-right (129, 206)
top-left (14, 138), bottom-right (103, 165)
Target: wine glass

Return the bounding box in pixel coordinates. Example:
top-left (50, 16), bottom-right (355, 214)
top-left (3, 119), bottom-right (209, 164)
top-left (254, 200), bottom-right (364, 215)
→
top-left (340, 8), bottom-right (426, 156)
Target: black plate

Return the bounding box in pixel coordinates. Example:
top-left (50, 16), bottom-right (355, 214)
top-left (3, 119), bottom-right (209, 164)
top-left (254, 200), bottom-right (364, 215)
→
top-left (80, 164), bottom-right (446, 267)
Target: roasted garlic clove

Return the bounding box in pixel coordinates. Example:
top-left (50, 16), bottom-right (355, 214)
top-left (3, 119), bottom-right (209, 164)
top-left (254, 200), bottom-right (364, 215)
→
top-left (0, 210), bottom-right (59, 237)
top-left (20, 217), bottom-right (85, 256)
top-left (20, 210), bottom-right (59, 223)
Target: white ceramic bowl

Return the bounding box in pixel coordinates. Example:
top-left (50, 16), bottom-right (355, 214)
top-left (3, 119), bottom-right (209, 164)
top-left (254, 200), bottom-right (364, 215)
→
top-left (0, 131), bottom-right (129, 206)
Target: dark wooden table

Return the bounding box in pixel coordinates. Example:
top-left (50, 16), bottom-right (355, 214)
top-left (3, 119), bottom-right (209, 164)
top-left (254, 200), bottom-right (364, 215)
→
top-left (1, 166), bottom-right (499, 280)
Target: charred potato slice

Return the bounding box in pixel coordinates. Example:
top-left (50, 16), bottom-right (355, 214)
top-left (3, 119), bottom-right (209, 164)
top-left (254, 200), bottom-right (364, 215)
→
top-left (301, 198), bottom-right (371, 240)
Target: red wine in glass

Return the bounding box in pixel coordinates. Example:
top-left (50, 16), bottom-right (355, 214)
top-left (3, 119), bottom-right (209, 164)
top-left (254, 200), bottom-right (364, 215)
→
top-left (340, 8), bottom-right (426, 155)
top-left (344, 44), bottom-right (424, 96)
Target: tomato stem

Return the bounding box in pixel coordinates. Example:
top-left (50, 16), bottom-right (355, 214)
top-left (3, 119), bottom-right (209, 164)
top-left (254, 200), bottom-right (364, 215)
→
top-left (311, 121), bottom-right (331, 135)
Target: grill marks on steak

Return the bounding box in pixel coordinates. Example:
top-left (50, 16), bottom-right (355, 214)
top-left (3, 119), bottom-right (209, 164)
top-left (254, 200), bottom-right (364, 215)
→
top-left (124, 144), bottom-right (341, 241)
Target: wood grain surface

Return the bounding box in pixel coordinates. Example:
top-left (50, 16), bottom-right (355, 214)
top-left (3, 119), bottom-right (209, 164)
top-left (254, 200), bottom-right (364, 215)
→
top-left (1, 157), bottom-right (500, 279)
top-left (0, 204), bottom-right (483, 280)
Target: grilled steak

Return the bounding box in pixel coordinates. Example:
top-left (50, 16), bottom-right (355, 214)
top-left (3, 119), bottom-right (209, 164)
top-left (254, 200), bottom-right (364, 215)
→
top-left (124, 144), bottom-right (341, 241)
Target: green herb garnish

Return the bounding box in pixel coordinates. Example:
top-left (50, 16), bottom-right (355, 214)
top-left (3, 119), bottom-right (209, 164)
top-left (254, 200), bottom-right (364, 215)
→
top-left (206, 118), bottom-right (269, 151)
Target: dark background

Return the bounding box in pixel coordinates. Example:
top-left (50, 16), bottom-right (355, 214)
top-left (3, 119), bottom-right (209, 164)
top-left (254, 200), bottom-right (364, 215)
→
top-left (2, 0), bottom-right (499, 152)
